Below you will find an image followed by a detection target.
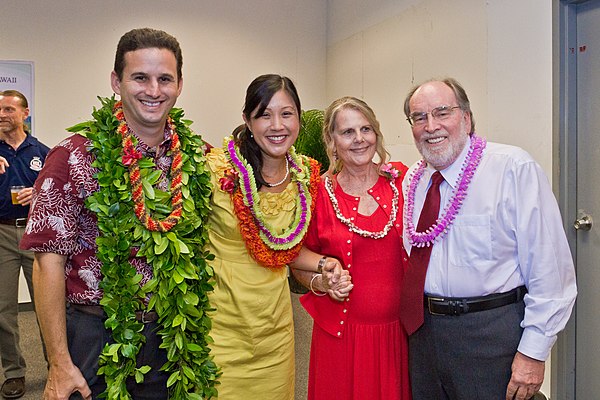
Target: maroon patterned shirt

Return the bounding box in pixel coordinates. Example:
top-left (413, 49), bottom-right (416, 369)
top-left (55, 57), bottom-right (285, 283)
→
top-left (21, 132), bottom-right (175, 305)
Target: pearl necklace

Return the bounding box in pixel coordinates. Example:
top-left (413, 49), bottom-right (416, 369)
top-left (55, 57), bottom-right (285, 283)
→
top-left (405, 134), bottom-right (486, 247)
top-left (324, 175), bottom-right (400, 239)
top-left (264, 157), bottom-right (290, 187)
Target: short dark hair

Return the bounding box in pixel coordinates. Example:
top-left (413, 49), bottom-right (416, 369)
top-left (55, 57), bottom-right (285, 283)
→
top-left (0, 90), bottom-right (28, 108)
top-left (114, 28), bottom-right (183, 81)
top-left (233, 74), bottom-right (301, 189)
top-left (403, 77), bottom-right (476, 134)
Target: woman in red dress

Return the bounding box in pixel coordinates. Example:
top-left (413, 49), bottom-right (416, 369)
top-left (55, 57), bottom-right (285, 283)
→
top-left (291, 97), bottom-right (411, 400)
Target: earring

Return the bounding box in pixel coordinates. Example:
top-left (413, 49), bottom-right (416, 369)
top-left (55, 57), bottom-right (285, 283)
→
top-left (250, 133), bottom-right (254, 138)
top-left (333, 150), bottom-right (338, 161)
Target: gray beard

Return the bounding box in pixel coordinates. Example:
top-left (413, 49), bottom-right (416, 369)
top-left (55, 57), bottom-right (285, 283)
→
top-left (415, 125), bottom-right (469, 170)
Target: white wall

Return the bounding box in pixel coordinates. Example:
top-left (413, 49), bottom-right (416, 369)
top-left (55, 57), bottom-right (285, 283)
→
top-left (1, 0), bottom-right (327, 148)
top-left (326, 0), bottom-right (553, 395)
top-left (327, 0), bottom-right (554, 176)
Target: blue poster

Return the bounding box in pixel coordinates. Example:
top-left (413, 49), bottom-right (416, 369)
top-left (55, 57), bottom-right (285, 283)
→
top-left (0, 61), bottom-right (34, 133)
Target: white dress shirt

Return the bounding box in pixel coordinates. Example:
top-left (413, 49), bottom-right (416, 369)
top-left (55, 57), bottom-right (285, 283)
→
top-left (403, 139), bottom-right (577, 361)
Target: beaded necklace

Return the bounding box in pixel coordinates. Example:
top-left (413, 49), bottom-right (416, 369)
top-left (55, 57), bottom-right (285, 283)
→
top-left (405, 134), bottom-right (486, 247)
top-left (264, 157), bottom-right (290, 187)
top-left (325, 174), bottom-right (400, 239)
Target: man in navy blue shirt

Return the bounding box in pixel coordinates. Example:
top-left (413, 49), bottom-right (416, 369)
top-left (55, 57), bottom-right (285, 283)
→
top-left (0, 90), bottom-right (49, 399)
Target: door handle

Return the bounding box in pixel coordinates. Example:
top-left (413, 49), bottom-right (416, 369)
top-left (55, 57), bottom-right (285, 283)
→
top-left (574, 215), bottom-right (593, 231)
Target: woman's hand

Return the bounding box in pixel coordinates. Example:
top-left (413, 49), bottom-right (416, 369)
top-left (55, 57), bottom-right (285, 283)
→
top-left (320, 258), bottom-right (353, 301)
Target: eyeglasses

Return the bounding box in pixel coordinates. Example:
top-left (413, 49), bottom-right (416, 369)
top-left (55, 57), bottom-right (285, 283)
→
top-left (406, 106), bottom-right (461, 127)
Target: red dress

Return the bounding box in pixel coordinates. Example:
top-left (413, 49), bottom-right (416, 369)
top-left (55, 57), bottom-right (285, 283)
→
top-left (301, 163), bottom-right (411, 400)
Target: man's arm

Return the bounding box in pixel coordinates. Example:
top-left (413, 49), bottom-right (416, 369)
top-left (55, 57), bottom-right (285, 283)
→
top-left (33, 252), bottom-right (92, 400)
top-left (507, 157), bottom-right (577, 399)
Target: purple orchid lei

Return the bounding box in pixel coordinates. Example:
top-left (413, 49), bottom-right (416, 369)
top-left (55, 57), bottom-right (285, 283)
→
top-left (225, 137), bottom-right (312, 250)
top-left (405, 134), bottom-right (487, 247)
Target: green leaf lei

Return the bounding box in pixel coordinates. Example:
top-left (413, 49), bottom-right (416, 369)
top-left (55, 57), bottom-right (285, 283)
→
top-left (67, 96), bottom-right (218, 399)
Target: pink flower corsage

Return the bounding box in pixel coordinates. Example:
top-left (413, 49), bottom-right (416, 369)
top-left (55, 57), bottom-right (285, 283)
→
top-left (219, 168), bottom-right (239, 193)
top-left (380, 163), bottom-right (399, 180)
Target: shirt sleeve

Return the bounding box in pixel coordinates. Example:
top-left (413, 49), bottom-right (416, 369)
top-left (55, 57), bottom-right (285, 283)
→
top-left (21, 142), bottom-right (87, 255)
top-left (510, 159), bottom-right (577, 361)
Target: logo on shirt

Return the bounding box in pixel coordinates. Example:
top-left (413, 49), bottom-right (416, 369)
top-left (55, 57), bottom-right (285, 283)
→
top-left (30, 157), bottom-right (43, 172)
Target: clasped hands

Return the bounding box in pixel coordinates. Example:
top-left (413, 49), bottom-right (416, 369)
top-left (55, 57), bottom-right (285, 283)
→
top-left (315, 258), bottom-right (353, 301)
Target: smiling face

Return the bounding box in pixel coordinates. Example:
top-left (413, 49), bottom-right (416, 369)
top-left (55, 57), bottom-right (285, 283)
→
top-left (332, 107), bottom-right (377, 171)
top-left (111, 47), bottom-right (182, 143)
top-left (408, 81), bottom-right (471, 170)
top-left (0, 94), bottom-right (29, 139)
top-left (243, 89), bottom-right (300, 161)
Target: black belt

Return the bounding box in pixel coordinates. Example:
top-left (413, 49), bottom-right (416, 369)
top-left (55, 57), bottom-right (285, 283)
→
top-left (424, 286), bottom-right (527, 316)
top-left (0, 218), bottom-right (27, 227)
top-left (69, 303), bottom-right (159, 324)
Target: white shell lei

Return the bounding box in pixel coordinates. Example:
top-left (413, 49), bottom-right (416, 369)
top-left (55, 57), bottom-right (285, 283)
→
top-left (324, 175), bottom-right (399, 239)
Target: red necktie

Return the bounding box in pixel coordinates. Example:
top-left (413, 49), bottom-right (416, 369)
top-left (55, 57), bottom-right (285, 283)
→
top-left (400, 171), bottom-right (444, 335)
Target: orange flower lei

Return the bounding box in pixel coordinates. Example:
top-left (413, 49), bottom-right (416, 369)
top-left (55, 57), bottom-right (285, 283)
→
top-left (115, 102), bottom-right (183, 232)
top-left (230, 156), bottom-right (320, 269)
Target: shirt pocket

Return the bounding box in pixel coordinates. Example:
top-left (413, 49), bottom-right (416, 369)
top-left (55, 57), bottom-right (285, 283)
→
top-left (448, 215), bottom-right (492, 267)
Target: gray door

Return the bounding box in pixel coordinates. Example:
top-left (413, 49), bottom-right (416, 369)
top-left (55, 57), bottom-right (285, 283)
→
top-left (556, 0), bottom-right (600, 398)
top-left (574, 1), bottom-right (600, 398)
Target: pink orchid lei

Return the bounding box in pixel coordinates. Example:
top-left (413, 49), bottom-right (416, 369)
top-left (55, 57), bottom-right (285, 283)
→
top-left (225, 137), bottom-right (313, 250)
top-left (405, 134), bottom-right (486, 247)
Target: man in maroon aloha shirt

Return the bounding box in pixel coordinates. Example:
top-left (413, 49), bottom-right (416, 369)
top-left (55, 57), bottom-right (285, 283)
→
top-left (20, 28), bottom-right (206, 400)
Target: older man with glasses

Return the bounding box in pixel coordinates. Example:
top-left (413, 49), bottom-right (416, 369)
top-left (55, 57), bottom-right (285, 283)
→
top-left (399, 78), bottom-right (576, 400)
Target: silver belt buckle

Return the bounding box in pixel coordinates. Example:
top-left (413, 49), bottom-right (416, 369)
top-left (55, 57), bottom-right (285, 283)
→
top-left (427, 297), bottom-right (445, 316)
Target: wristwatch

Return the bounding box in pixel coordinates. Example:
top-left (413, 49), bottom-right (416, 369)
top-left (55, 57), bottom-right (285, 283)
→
top-left (317, 256), bottom-right (327, 274)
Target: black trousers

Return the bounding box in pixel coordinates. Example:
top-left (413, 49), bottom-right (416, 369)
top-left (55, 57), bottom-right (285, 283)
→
top-left (66, 306), bottom-right (169, 399)
top-left (409, 300), bottom-right (525, 400)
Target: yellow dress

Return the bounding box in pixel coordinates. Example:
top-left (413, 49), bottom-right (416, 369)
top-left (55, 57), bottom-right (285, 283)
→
top-left (206, 148), bottom-right (295, 399)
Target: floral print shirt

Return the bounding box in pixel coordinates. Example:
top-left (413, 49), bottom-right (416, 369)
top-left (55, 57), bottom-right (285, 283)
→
top-left (20, 132), bottom-right (174, 305)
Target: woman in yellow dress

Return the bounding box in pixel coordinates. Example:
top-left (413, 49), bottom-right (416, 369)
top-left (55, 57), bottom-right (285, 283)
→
top-left (205, 74), bottom-right (332, 398)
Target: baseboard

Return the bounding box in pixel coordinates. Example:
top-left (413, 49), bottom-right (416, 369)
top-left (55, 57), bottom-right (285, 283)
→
top-left (18, 301), bottom-right (34, 312)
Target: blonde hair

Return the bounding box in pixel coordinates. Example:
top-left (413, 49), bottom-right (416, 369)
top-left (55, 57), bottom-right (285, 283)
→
top-left (323, 96), bottom-right (390, 175)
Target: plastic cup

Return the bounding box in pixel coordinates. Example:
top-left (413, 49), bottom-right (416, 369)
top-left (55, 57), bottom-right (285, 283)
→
top-left (10, 186), bottom-right (25, 205)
